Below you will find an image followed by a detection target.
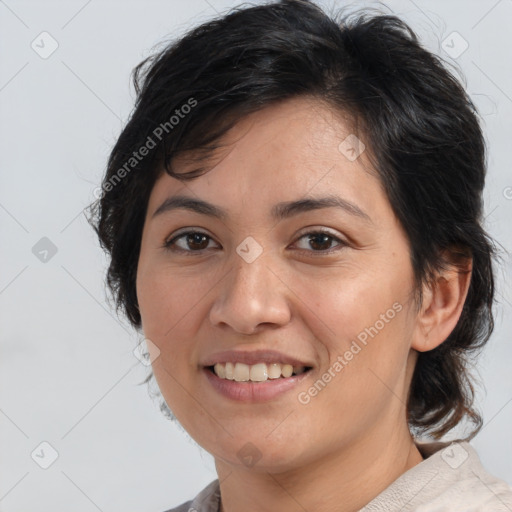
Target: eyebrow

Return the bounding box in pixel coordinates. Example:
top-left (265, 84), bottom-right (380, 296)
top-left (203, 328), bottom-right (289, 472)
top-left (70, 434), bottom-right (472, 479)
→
top-left (152, 194), bottom-right (372, 223)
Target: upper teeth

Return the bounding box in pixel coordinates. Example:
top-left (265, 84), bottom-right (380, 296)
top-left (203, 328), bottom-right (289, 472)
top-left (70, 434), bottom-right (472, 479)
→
top-left (213, 362), bottom-right (307, 382)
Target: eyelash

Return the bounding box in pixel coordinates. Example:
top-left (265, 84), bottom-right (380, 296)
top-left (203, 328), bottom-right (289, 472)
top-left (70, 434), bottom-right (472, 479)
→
top-left (163, 229), bottom-right (347, 256)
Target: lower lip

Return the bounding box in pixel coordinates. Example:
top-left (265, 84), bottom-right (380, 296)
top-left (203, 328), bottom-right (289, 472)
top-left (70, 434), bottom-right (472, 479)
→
top-left (203, 367), bottom-right (311, 402)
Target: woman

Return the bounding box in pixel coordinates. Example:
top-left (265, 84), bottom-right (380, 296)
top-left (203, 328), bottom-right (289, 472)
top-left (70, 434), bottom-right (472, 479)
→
top-left (89, 0), bottom-right (512, 510)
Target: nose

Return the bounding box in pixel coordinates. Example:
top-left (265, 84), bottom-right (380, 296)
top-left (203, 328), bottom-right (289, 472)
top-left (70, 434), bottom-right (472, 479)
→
top-left (209, 251), bottom-right (292, 335)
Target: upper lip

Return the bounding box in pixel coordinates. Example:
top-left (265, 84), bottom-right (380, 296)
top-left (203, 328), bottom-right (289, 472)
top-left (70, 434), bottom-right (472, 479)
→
top-left (201, 349), bottom-right (313, 368)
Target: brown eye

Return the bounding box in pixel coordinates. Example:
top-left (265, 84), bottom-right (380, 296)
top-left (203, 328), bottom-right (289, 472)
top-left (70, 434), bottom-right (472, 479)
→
top-left (164, 231), bottom-right (217, 253)
top-left (307, 233), bottom-right (335, 251)
top-left (294, 230), bottom-right (346, 254)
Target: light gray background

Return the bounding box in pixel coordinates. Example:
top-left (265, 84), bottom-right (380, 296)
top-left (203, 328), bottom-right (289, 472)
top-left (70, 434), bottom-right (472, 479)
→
top-left (0, 0), bottom-right (511, 511)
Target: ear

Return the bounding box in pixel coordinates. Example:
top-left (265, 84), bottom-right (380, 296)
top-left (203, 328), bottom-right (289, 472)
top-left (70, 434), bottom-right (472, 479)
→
top-left (411, 254), bottom-right (472, 352)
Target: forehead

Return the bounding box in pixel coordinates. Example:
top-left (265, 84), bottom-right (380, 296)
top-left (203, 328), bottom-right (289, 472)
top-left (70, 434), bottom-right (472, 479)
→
top-left (147, 96), bottom-right (384, 222)
top-left (172, 96), bottom-right (363, 175)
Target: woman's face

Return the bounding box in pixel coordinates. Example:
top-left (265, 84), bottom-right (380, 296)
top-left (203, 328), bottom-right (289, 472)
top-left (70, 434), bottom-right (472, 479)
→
top-left (136, 96), bottom-right (420, 471)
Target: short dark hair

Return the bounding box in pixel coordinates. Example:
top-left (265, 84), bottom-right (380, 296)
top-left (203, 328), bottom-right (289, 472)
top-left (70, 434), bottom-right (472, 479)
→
top-left (89, 0), bottom-right (497, 440)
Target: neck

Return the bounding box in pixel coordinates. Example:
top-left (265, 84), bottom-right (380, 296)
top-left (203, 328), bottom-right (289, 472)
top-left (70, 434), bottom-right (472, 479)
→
top-left (215, 423), bottom-right (424, 512)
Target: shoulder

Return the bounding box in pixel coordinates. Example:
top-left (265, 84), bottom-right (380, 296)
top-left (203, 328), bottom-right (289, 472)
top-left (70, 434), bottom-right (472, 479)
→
top-left (362, 440), bottom-right (512, 511)
top-left (162, 479), bottom-right (220, 512)
top-left (425, 440), bottom-right (512, 511)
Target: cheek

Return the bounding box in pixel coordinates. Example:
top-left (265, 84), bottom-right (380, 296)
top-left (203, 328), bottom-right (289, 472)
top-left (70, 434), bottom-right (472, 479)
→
top-left (136, 261), bottom-right (222, 386)
top-left (137, 265), bottom-right (208, 428)
top-left (289, 264), bottom-right (403, 349)
top-left (137, 262), bottom-right (205, 335)
top-left (290, 263), bottom-right (413, 402)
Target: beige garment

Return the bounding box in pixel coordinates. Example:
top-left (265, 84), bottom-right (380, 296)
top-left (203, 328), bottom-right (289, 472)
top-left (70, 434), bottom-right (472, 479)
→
top-left (164, 440), bottom-right (512, 512)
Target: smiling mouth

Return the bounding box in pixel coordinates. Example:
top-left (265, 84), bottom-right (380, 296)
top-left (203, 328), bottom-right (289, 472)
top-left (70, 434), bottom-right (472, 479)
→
top-left (207, 362), bottom-right (312, 382)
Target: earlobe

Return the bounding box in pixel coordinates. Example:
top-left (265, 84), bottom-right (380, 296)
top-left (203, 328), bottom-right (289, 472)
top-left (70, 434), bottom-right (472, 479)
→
top-left (411, 258), bottom-right (472, 353)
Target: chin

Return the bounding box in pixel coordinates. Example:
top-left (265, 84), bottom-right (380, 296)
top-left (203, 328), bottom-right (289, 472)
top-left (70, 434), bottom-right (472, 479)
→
top-left (201, 431), bottom-right (312, 473)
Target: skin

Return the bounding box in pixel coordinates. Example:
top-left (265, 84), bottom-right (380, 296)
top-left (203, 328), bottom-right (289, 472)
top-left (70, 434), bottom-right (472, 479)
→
top-left (136, 96), bottom-right (471, 512)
